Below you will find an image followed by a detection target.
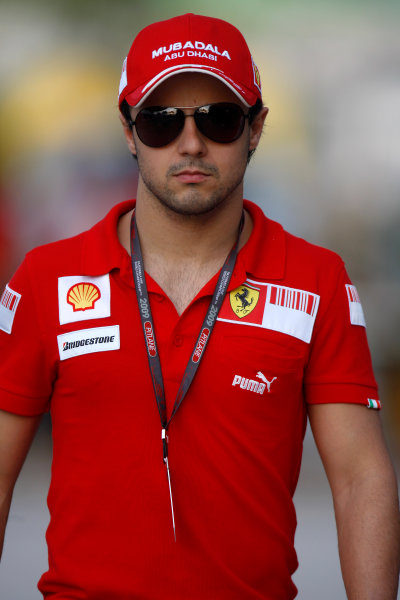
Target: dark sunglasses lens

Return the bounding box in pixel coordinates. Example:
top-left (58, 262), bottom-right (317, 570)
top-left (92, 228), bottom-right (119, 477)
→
top-left (135, 107), bottom-right (184, 147)
top-left (195, 103), bottom-right (246, 143)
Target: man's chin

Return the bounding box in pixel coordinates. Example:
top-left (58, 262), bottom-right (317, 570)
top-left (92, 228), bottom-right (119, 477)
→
top-left (157, 196), bottom-right (226, 218)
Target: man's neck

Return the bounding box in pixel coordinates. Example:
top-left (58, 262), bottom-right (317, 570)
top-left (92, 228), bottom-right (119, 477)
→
top-left (117, 194), bottom-right (252, 315)
top-left (118, 196), bottom-right (251, 258)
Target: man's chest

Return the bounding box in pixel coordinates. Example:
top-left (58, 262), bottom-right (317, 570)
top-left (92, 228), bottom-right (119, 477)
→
top-left (52, 274), bottom-right (309, 447)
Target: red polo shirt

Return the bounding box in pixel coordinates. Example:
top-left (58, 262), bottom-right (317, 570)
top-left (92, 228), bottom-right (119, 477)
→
top-left (0, 200), bottom-right (379, 599)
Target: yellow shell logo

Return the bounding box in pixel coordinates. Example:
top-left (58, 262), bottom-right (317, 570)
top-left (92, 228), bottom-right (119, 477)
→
top-left (67, 283), bottom-right (101, 312)
top-left (230, 284), bottom-right (259, 318)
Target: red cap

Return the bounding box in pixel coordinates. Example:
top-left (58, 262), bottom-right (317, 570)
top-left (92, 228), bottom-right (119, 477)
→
top-left (118, 13), bottom-right (262, 109)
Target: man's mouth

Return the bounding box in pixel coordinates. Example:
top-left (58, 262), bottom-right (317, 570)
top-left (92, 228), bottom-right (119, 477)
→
top-left (173, 169), bottom-right (211, 183)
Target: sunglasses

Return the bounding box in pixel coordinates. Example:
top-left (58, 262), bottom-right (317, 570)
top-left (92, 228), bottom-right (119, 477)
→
top-left (128, 102), bottom-right (249, 148)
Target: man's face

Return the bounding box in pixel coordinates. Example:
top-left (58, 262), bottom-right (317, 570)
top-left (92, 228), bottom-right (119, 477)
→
top-left (122, 72), bottom-right (266, 217)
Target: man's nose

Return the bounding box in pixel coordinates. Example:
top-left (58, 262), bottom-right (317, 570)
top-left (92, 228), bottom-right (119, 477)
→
top-left (176, 114), bottom-right (207, 156)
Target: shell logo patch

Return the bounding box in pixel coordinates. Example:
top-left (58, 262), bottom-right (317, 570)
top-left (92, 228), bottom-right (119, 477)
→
top-left (58, 275), bottom-right (111, 325)
top-left (67, 283), bottom-right (101, 312)
top-left (230, 284), bottom-right (259, 318)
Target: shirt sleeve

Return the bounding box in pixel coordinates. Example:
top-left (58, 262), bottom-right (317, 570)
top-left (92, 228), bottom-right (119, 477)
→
top-left (0, 258), bottom-right (53, 416)
top-left (304, 259), bottom-right (380, 409)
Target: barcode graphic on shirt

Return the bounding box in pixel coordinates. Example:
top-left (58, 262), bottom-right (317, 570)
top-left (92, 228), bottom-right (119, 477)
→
top-left (269, 285), bottom-right (319, 317)
top-left (1, 287), bottom-right (20, 311)
top-left (345, 284), bottom-right (366, 327)
top-left (218, 279), bottom-right (320, 343)
top-left (346, 284), bottom-right (361, 304)
top-left (0, 284), bottom-right (21, 334)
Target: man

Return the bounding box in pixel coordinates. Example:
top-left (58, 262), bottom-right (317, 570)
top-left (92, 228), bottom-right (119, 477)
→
top-left (0, 13), bottom-right (399, 600)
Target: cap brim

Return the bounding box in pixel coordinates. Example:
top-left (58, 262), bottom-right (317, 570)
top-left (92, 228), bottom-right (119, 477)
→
top-left (124, 65), bottom-right (257, 108)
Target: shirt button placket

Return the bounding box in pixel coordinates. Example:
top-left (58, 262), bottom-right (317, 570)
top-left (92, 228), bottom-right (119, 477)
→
top-left (173, 335), bottom-right (184, 347)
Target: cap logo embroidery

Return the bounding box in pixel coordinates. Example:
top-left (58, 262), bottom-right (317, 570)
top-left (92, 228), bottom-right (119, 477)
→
top-left (119, 57), bottom-right (128, 95)
top-left (252, 56), bottom-right (262, 93)
top-left (67, 283), bottom-right (101, 312)
top-left (152, 41), bottom-right (231, 62)
top-left (230, 284), bottom-right (260, 318)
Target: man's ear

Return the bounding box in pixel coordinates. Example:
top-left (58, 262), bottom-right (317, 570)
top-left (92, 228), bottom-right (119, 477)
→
top-left (119, 112), bottom-right (137, 156)
top-left (249, 107), bottom-right (269, 151)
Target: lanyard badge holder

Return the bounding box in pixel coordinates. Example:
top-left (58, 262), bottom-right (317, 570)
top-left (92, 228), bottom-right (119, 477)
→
top-left (130, 211), bottom-right (243, 540)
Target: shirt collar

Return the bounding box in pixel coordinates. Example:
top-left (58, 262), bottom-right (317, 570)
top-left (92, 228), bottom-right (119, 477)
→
top-left (80, 199), bottom-right (286, 283)
top-left (236, 199), bottom-right (286, 281)
top-left (81, 200), bottom-right (134, 275)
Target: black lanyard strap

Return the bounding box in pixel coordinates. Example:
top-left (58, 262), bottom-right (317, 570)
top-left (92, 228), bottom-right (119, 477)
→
top-left (130, 209), bottom-right (243, 539)
top-left (130, 210), bottom-right (243, 436)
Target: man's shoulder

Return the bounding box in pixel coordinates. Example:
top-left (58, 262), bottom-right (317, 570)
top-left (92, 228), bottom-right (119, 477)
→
top-left (246, 200), bottom-right (345, 280)
top-left (24, 228), bottom-right (88, 273)
top-left (23, 200), bottom-right (134, 277)
top-left (283, 226), bottom-right (344, 270)
top-left (278, 226), bottom-right (346, 291)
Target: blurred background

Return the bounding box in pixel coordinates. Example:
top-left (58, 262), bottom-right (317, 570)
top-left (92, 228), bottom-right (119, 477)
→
top-left (0, 0), bottom-right (399, 598)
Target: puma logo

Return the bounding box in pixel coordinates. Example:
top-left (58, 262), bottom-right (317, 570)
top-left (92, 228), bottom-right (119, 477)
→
top-left (231, 372), bottom-right (278, 396)
top-left (256, 372), bottom-right (277, 393)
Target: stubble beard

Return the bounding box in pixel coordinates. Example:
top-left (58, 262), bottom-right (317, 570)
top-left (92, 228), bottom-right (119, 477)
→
top-left (136, 156), bottom-right (248, 218)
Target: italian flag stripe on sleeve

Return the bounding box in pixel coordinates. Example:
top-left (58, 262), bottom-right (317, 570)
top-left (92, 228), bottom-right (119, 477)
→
top-left (367, 399), bottom-right (381, 410)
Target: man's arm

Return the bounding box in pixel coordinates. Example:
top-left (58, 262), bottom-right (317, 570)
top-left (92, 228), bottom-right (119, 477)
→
top-left (0, 409), bottom-right (41, 559)
top-left (308, 403), bottom-right (400, 600)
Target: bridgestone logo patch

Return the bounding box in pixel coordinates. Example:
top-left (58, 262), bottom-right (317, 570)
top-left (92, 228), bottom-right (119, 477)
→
top-left (57, 325), bottom-right (120, 361)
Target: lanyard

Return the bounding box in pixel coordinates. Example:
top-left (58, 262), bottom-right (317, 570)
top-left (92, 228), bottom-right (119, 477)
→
top-left (130, 210), bottom-right (243, 539)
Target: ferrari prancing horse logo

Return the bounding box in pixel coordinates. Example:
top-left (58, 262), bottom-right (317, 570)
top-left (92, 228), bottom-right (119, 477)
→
top-left (230, 284), bottom-right (259, 318)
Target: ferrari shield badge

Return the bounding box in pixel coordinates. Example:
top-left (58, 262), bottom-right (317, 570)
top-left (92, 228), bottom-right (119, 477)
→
top-left (230, 284), bottom-right (259, 318)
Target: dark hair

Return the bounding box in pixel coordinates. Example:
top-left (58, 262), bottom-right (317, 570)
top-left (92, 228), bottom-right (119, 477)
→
top-left (247, 97), bottom-right (264, 163)
top-left (120, 100), bottom-right (137, 161)
top-left (120, 99), bottom-right (133, 125)
top-left (248, 98), bottom-right (264, 125)
top-left (119, 97), bottom-right (265, 162)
